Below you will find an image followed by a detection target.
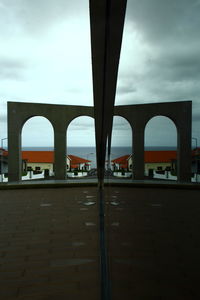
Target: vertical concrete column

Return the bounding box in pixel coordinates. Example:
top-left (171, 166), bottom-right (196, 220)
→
top-left (8, 123), bottom-right (22, 182)
top-left (132, 123), bottom-right (145, 180)
top-left (176, 102), bottom-right (192, 183)
top-left (54, 126), bottom-right (66, 180)
top-left (177, 126), bottom-right (191, 182)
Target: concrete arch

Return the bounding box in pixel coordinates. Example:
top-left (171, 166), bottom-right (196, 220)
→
top-left (145, 115), bottom-right (177, 147)
top-left (145, 115), bottom-right (177, 178)
top-left (145, 115), bottom-right (177, 132)
top-left (8, 101), bottom-right (192, 182)
top-left (111, 115), bottom-right (132, 149)
top-left (22, 116), bottom-right (54, 148)
top-left (21, 115), bottom-right (54, 131)
top-left (8, 102), bottom-right (94, 182)
top-left (67, 116), bottom-right (96, 172)
top-left (114, 101), bottom-right (192, 182)
top-left (112, 114), bottom-right (132, 130)
top-left (67, 115), bottom-right (95, 131)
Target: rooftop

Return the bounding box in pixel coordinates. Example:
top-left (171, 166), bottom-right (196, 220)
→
top-left (3, 150), bottom-right (91, 165)
top-left (112, 151), bottom-right (177, 164)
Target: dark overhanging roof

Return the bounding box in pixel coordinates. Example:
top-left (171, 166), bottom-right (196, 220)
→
top-left (89, 0), bottom-right (127, 187)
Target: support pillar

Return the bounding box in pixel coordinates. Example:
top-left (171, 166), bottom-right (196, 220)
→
top-left (177, 129), bottom-right (191, 182)
top-left (54, 128), bottom-right (66, 180)
top-left (8, 124), bottom-right (22, 182)
top-left (133, 126), bottom-right (145, 180)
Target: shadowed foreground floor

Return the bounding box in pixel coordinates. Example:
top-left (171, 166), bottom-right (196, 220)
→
top-left (0, 186), bottom-right (200, 299)
top-left (0, 187), bottom-right (100, 300)
top-left (105, 186), bottom-right (200, 299)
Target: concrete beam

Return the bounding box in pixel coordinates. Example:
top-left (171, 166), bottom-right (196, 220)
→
top-left (89, 0), bottom-right (127, 186)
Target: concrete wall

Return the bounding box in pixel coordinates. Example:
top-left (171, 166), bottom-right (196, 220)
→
top-left (8, 101), bottom-right (192, 183)
top-left (144, 162), bottom-right (172, 172)
top-left (26, 162), bottom-right (54, 172)
top-left (114, 101), bottom-right (192, 182)
top-left (8, 102), bottom-right (94, 182)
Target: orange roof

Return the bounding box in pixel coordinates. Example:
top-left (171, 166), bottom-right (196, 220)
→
top-left (192, 147), bottom-right (200, 156)
top-left (22, 151), bottom-right (54, 163)
top-left (112, 151), bottom-right (177, 164)
top-left (144, 151), bottom-right (177, 163)
top-left (112, 155), bottom-right (130, 164)
top-left (68, 155), bottom-right (91, 169)
top-left (2, 150), bottom-right (8, 157)
top-left (3, 151), bottom-right (92, 165)
top-left (112, 155), bottom-right (130, 169)
top-left (68, 154), bottom-right (91, 164)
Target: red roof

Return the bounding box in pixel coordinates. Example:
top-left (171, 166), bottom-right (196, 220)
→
top-left (21, 152), bottom-right (92, 165)
top-left (112, 155), bottom-right (130, 169)
top-left (192, 147), bottom-right (200, 156)
top-left (2, 150), bottom-right (8, 157)
top-left (144, 151), bottom-right (177, 163)
top-left (3, 151), bottom-right (92, 166)
top-left (3, 150), bottom-right (177, 164)
top-left (68, 154), bottom-right (91, 169)
top-left (112, 151), bottom-right (177, 164)
top-left (112, 155), bottom-right (130, 164)
top-left (22, 151), bottom-right (54, 163)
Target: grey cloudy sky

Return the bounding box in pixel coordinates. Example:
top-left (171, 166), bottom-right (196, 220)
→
top-left (0, 0), bottom-right (200, 148)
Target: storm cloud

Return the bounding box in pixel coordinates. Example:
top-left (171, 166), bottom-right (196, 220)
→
top-left (117, 0), bottom-right (200, 106)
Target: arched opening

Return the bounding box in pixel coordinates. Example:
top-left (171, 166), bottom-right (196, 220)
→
top-left (21, 116), bottom-right (54, 180)
top-left (67, 116), bottom-right (96, 178)
top-left (145, 116), bottom-right (177, 180)
top-left (111, 116), bottom-right (132, 178)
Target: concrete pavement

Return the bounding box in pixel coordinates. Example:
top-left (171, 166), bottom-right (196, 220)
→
top-left (0, 187), bottom-right (100, 299)
top-left (1, 185), bottom-right (200, 299)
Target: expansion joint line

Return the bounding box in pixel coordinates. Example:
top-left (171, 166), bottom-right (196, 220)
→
top-left (98, 187), bottom-right (111, 300)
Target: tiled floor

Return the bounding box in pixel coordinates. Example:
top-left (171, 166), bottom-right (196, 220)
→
top-left (0, 185), bottom-right (200, 299)
top-left (105, 186), bottom-right (200, 299)
top-left (0, 187), bottom-right (100, 299)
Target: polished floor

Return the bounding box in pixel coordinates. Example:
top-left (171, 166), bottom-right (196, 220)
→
top-left (0, 185), bottom-right (200, 299)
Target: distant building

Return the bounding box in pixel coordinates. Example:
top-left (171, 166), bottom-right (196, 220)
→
top-left (68, 155), bottom-right (91, 171)
top-left (21, 152), bottom-right (91, 172)
top-left (2, 151), bottom-right (91, 174)
top-left (143, 150), bottom-right (177, 173)
top-left (112, 151), bottom-right (177, 173)
top-left (21, 151), bottom-right (65, 173)
top-left (0, 148), bottom-right (8, 175)
top-left (192, 148), bottom-right (200, 174)
top-left (111, 155), bottom-right (131, 171)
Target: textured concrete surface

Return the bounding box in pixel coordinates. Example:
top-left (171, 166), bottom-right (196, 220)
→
top-left (105, 186), bottom-right (200, 299)
top-left (0, 187), bottom-right (100, 299)
top-left (114, 101), bottom-right (192, 182)
top-left (7, 102), bottom-right (94, 182)
top-left (1, 185), bottom-right (200, 299)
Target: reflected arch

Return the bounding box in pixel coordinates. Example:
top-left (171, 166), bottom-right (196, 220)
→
top-left (8, 102), bottom-right (94, 182)
top-left (145, 115), bottom-right (177, 148)
top-left (114, 101), bottom-right (192, 182)
top-left (145, 115), bottom-right (177, 179)
top-left (110, 116), bottom-right (132, 172)
top-left (22, 116), bottom-right (54, 147)
top-left (67, 116), bottom-right (96, 174)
